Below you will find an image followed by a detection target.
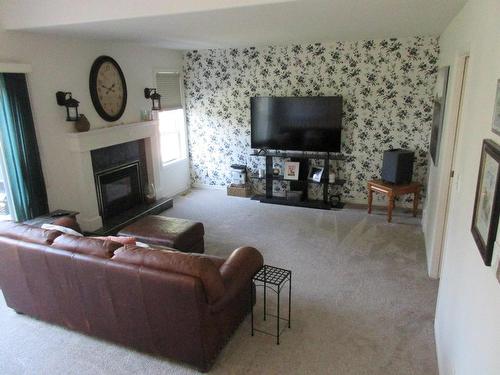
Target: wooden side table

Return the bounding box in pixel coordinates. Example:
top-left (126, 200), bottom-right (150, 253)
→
top-left (367, 180), bottom-right (421, 223)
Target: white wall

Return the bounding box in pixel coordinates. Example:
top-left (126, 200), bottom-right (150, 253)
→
top-left (0, 0), bottom-right (288, 30)
top-left (430, 1), bottom-right (500, 374)
top-left (0, 30), bottom-right (189, 217)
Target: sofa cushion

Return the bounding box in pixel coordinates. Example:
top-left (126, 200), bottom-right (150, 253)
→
top-left (112, 245), bottom-right (225, 304)
top-left (41, 223), bottom-right (83, 237)
top-left (52, 234), bottom-right (122, 259)
top-left (90, 236), bottom-right (137, 245)
top-left (0, 221), bottom-right (61, 245)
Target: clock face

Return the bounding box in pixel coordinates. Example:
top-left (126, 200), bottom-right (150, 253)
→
top-left (89, 56), bottom-right (127, 121)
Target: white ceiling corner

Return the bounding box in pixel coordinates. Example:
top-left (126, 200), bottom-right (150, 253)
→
top-left (0, 0), bottom-right (467, 50)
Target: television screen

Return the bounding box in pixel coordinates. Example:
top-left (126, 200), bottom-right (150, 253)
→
top-left (251, 96), bottom-right (342, 152)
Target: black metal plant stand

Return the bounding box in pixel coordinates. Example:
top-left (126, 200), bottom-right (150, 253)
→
top-left (251, 265), bottom-right (292, 344)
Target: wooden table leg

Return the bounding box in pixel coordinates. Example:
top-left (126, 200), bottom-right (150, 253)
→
top-left (413, 189), bottom-right (420, 217)
top-left (367, 187), bottom-right (373, 214)
top-left (388, 193), bottom-right (394, 223)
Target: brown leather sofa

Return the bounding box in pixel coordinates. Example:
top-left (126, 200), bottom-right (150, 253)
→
top-left (0, 221), bottom-right (263, 372)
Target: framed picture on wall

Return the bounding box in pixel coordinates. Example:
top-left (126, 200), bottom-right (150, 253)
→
top-left (492, 79), bottom-right (500, 135)
top-left (284, 161), bottom-right (300, 180)
top-left (429, 66), bottom-right (450, 165)
top-left (471, 139), bottom-right (500, 266)
top-left (308, 166), bottom-right (324, 183)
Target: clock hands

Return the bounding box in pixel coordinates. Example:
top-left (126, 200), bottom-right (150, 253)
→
top-left (100, 83), bottom-right (116, 95)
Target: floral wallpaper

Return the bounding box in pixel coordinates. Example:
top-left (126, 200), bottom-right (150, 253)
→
top-left (183, 36), bottom-right (438, 203)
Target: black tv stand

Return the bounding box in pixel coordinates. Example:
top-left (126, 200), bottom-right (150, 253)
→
top-left (256, 148), bottom-right (267, 156)
top-left (249, 150), bottom-right (345, 210)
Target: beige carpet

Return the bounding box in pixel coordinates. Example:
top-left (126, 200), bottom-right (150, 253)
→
top-left (0, 189), bottom-right (438, 374)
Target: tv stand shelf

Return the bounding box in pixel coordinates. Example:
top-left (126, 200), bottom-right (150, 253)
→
top-left (249, 150), bottom-right (346, 210)
top-left (250, 174), bottom-right (346, 186)
top-left (250, 150), bottom-right (346, 160)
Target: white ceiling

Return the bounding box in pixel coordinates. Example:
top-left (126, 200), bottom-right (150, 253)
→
top-left (0, 0), bottom-right (467, 50)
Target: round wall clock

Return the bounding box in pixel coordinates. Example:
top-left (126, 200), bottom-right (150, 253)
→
top-left (89, 56), bottom-right (127, 122)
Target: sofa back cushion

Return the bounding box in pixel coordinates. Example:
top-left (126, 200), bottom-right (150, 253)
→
top-left (41, 223), bottom-right (83, 237)
top-left (53, 234), bottom-right (122, 259)
top-left (0, 221), bottom-right (61, 245)
top-left (53, 216), bottom-right (82, 234)
top-left (90, 236), bottom-right (137, 245)
top-left (112, 245), bottom-right (225, 304)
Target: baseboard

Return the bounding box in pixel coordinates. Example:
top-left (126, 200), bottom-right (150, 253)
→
top-left (434, 318), bottom-right (445, 375)
top-left (77, 214), bottom-right (103, 232)
top-left (192, 183), bottom-right (226, 190)
top-left (164, 185), bottom-right (191, 198)
top-left (189, 186), bottom-right (421, 212)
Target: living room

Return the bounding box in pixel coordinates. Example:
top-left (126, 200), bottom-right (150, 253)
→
top-left (0, 0), bottom-right (499, 374)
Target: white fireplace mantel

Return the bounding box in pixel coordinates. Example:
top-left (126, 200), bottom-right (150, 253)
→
top-left (66, 120), bottom-right (162, 231)
top-left (66, 120), bottom-right (159, 152)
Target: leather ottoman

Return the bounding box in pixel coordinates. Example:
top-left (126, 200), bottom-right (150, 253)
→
top-left (118, 215), bottom-right (205, 253)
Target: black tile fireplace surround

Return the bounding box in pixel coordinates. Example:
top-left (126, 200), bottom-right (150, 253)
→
top-left (91, 140), bottom-right (148, 219)
top-left (88, 139), bottom-right (173, 235)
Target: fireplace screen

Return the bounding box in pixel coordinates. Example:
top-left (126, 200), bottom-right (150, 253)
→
top-left (105, 176), bottom-right (132, 202)
top-left (95, 161), bottom-right (143, 219)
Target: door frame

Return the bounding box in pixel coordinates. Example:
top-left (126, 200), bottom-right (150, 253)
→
top-left (0, 63), bottom-right (33, 221)
top-left (429, 54), bottom-right (470, 277)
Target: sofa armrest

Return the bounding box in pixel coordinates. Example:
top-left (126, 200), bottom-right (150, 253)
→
top-left (209, 246), bottom-right (263, 312)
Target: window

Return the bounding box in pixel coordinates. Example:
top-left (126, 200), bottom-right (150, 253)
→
top-left (156, 71), bottom-right (186, 164)
top-left (159, 109), bottom-right (186, 164)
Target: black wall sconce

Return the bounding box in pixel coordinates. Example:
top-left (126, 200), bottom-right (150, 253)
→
top-left (56, 91), bottom-right (81, 121)
top-left (144, 88), bottom-right (161, 111)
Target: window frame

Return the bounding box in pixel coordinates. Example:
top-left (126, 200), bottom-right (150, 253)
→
top-left (153, 68), bottom-right (188, 167)
top-left (158, 109), bottom-right (186, 165)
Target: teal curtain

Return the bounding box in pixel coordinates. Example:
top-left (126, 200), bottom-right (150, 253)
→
top-left (0, 73), bottom-right (48, 221)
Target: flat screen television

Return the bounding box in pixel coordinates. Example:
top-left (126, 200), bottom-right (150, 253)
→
top-left (250, 96), bottom-right (342, 152)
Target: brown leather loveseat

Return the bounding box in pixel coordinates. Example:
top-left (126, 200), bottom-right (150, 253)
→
top-left (0, 221), bottom-right (263, 371)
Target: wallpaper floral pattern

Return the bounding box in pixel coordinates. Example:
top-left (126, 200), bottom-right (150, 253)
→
top-left (183, 36), bottom-right (438, 202)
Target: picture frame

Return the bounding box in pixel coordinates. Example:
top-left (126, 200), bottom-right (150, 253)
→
top-left (492, 79), bottom-right (500, 135)
top-left (272, 162), bottom-right (282, 176)
top-left (471, 139), bottom-right (500, 266)
top-left (284, 161), bottom-right (300, 180)
top-left (497, 259), bottom-right (500, 284)
top-left (429, 66), bottom-right (450, 165)
top-left (492, 226), bottom-right (500, 283)
top-left (308, 166), bottom-right (324, 183)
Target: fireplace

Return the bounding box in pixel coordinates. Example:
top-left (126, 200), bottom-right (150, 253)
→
top-left (91, 140), bottom-right (148, 221)
top-left (95, 161), bottom-right (143, 220)
top-left (66, 121), bottom-right (173, 232)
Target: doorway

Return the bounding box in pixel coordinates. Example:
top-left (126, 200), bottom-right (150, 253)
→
top-left (435, 55), bottom-right (469, 275)
top-left (0, 143), bottom-right (13, 221)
